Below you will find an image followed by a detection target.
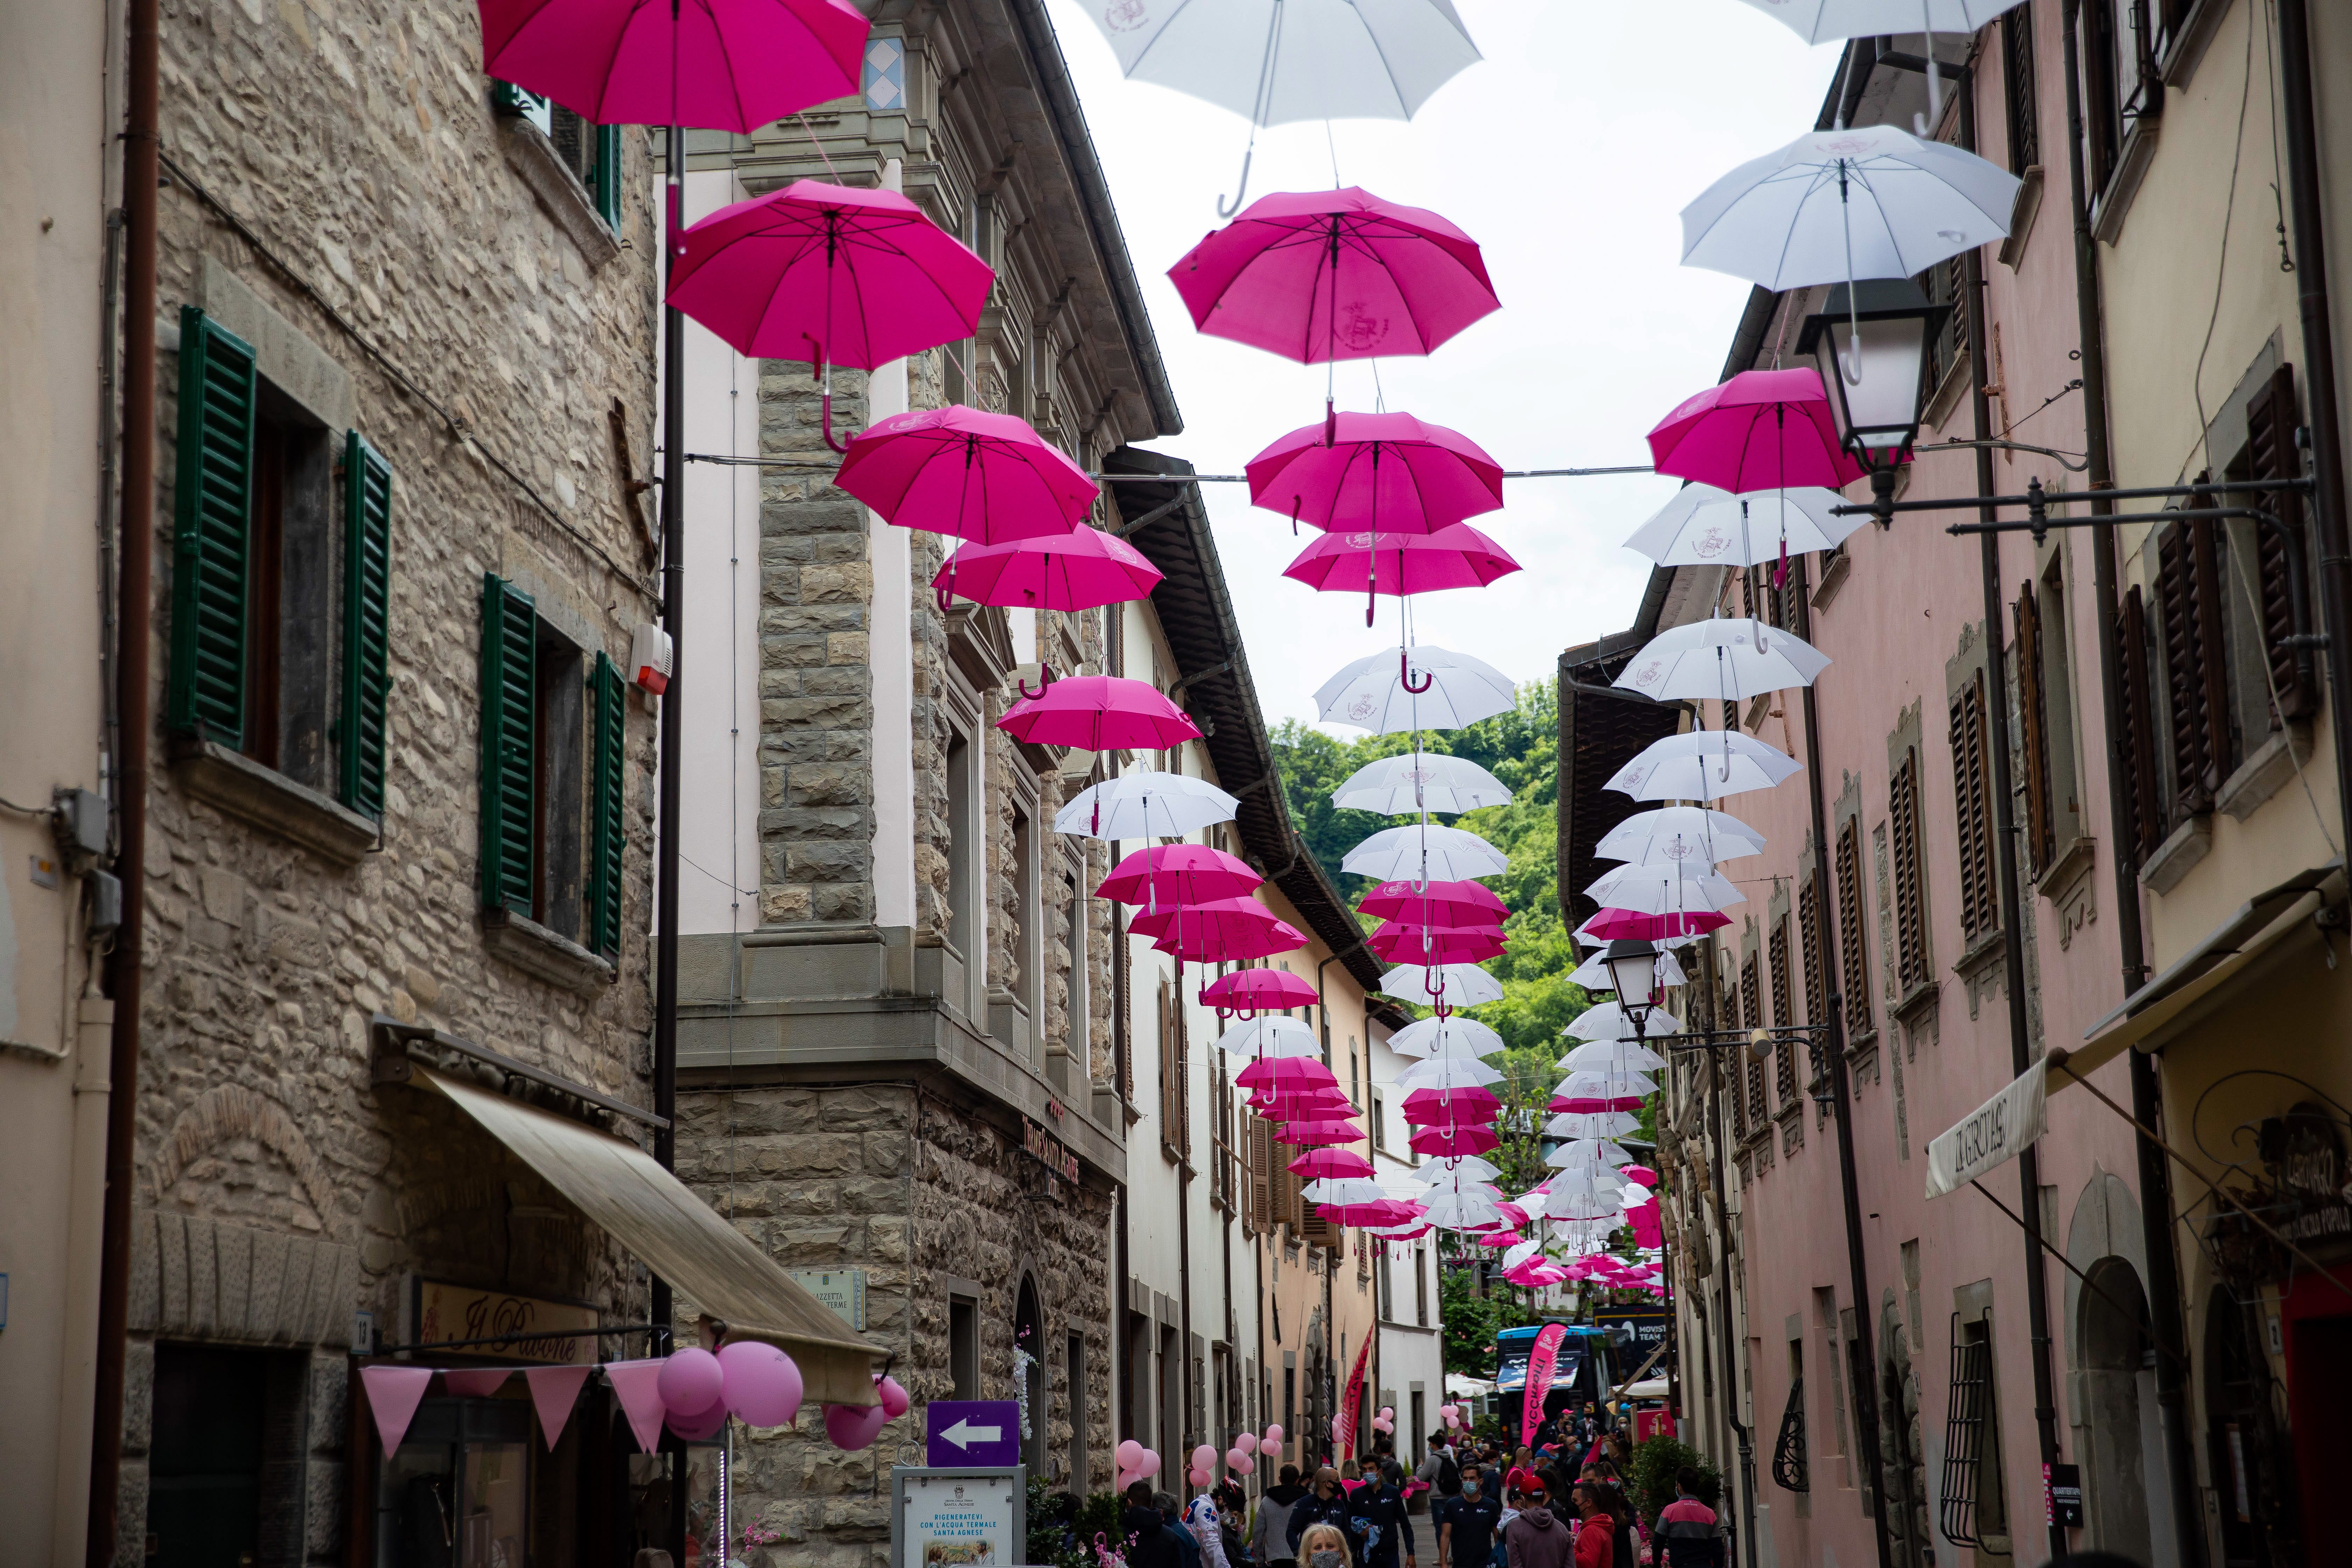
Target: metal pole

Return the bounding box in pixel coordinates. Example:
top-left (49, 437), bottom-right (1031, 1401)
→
top-left (1700, 941), bottom-right (1758, 1568)
top-left (658, 117), bottom-right (689, 1567)
top-left (2057, 5), bottom-right (2204, 1558)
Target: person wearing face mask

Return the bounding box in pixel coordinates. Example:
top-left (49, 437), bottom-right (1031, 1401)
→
top-left (1347, 1460), bottom-right (1416, 1568)
top-left (1436, 1461), bottom-right (1501, 1568)
top-left (1299, 1522), bottom-right (1354, 1568)
top-left (1288, 1467), bottom-right (1358, 1563)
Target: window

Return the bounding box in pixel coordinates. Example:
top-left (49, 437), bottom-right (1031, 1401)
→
top-left (1068, 1333), bottom-right (1089, 1493)
top-left (1415, 1246), bottom-right (1429, 1326)
top-left (1834, 820), bottom-right (1871, 1035)
top-left (1923, 253), bottom-right (1968, 408)
top-left (1211, 1058), bottom-right (1238, 1211)
top-left (149, 1344), bottom-right (308, 1563)
top-left (1770, 919), bottom-right (1795, 1108)
top-left (2236, 366), bottom-right (2318, 723)
top-left (1013, 803), bottom-right (1038, 1046)
top-left (1771, 1358), bottom-right (1809, 1492)
top-left (1158, 980), bottom-right (1187, 1161)
top-left (2082, 1), bottom-right (2161, 195)
top-left (950, 1295), bottom-right (980, 1401)
top-left (1889, 750), bottom-right (1931, 990)
top-left (1372, 1091), bottom-right (1386, 1152)
top-left (1725, 975), bottom-right (1749, 1140)
top-left (1063, 867), bottom-right (1088, 1082)
top-left (1948, 672), bottom-right (1998, 943)
top-left (1798, 877), bottom-right (1826, 1030)
top-left (167, 307), bottom-right (391, 816)
top-left (2015, 582), bottom-right (2058, 872)
top-left (1938, 1315), bottom-right (2006, 1546)
top-left (2155, 517), bottom-right (2237, 817)
top-left (1379, 1244), bottom-right (1394, 1320)
top-left (1741, 955), bottom-right (1766, 1130)
top-left (946, 733), bottom-right (976, 959)
top-left (479, 575), bottom-right (628, 955)
top-left (2002, 4), bottom-right (2039, 174)
top-left (493, 83), bottom-right (623, 230)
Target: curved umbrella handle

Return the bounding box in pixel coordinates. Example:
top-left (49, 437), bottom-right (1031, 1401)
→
top-left (936, 580), bottom-right (954, 615)
top-left (1016, 662), bottom-right (1057, 701)
top-left (1434, 1000), bottom-right (1452, 1021)
top-left (807, 336), bottom-right (850, 455)
top-left (1217, 141), bottom-right (1256, 219)
top-left (1323, 395), bottom-right (1338, 450)
top-left (1400, 650), bottom-right (1433, 694)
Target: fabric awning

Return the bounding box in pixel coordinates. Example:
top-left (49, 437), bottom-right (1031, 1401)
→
top-left (415, 1066), bottom-right (882, 1405)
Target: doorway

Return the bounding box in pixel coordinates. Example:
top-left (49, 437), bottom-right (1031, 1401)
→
top-left (1017, 1278), bottom-right (1046, 1478)
top-left (2077, 1259), bottom-right (2160, 1568)
top-left (149, 1344), bottom-right (296, 1568)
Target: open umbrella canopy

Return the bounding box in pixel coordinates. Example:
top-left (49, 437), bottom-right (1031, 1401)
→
top-left (1576, 907), bottom-right (1732, 943)
top-left (1055, 770), bottom-right (1236, 840)
top-left (1200, 967), bottom-right (1320, 1012)
top-left (1410, 1155), bottom-right (1503, 1185)
top-left (478, 0), bottom-right (866, 133)
top-left (1098, 845), bottom-right (1261, 907)
top-left (1422, 1192), bottom-right (1506, 1231)
top-left (1584, 863), bottom-right (1745, 917)
top-left (1288, 1147), bottom-right (1377, 1180)
top-left (1606, 729), bottom-right (1802, 802)
top-left (1283, 524), bottom-right (1521, 597)
top-left (1169, 187), bottom-right (1499, 361)
top-left (1248, 414), bottom-right (1505, 534)
top-left (1315, 645), bottom-right (1518, 733)
top-left (1386, 1015), bottom-right (1506, 1060)
top-left (1080, 0), bottom-right (1481, 126)
top-left (1566, 945), bottom-right (1688, 993)
top-left (1369, 923), bottom-right (1506, 964)
top-left (934, 527), bottom-right (1162, 612)
top-left (1407, 1122), bottom-right (1500, 1157)
top-left (1557, 1069), bottom-right (1658, 1100)
top-left (1276, 1117), bottom-right (1369, 1147)
top-left (1300, 1176), bottom-right (1390, 1206)
top-left (1550, 1091), bottom-right (1650, 1114)
top-left (1548, 1137), bottom-right (1634, 1169)
top-left (1646, 368), bottom-right (1864, 492)
top-left (838, 405), bottom-right (1096, 545)
top-left (670, 181), bottom-right (991, 366)
top-left (1149, 904), bottom-right (1307, 962)
top-left (1596, 806), bottom-right (1766, 865)
top-left (1320, 1197), bottom-right (1426, 1227)
top-left (1216, 1016), bottom-right (1322, 1059)
top-left (1564, 1001), bottom-right (1683, 1041)
top-left (1235, 1054), bottom-right (1335, 1090)
top-left (1624, 483), bottom-right (1865, 568)
top-left (1558, 1041), bottom-right (1669, 1074)
top-left (999, 677), bottom-right (1199, 751)
top-left (1545, 1110), bottom-right (1644, 1140)
top-left (1358, 877), bottom-right (1508, 924)
top-left (1610, 616), bottom-right (1831, 703)
top-left (1342, 823), bottom-right (1508, 883)
top-left (1335, 754), bottom-right (1514, 816)
top-left (1401, 1085), bottom-right (1501, 1124)
top-left (1395, 1056), bottom-right (1504, 1091)
top-left (1378, 962), bottom-right (1505, 1007)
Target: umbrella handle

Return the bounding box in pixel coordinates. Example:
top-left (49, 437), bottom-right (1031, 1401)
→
top-left (1217, 141), bottom-right (1256, 219)
top-left (936, 581), bottom-right (954, 615)
top-left (1017, 662), bottom-right (1057, 700)
top-left (808, 336), bottom-right (850, 455)
top-left (1323, 395), bottom-right (1337, 450)
top-left (1400, 650), bottom-right (1433, 694)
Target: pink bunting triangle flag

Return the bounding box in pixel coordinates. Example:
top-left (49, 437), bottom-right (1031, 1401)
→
top-left (604, 1359), bottom-right (669, 1454)
top-left (524, 1365), bottom-right (594, 1451)
top-left (440, 1368), bottom-right (512, 1398)
top-left (360, 1366), bottom-right (435, 1455)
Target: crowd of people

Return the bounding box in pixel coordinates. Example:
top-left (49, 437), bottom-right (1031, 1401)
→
top-left (1114, 1407), bottom-right (1725, 1568)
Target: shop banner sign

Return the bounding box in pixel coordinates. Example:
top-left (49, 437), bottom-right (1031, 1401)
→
top-left (892, 1466), bottom-right (1024, 1568)
top-left (1926, 1059), bottom-right (2047, 1199)
top-left (1519, 1323), bottom-right (1568, 1450)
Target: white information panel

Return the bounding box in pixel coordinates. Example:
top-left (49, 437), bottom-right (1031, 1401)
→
top-left (891, 1466), bottom-right (1026, 1568)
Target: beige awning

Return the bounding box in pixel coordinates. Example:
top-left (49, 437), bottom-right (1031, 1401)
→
top-left (415, 1065), bottom-right (882, 1405)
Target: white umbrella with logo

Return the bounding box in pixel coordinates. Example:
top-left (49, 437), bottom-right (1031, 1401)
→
top-left (1624, 484), bottom-right (1864, 569)
top-left (1611, 616), bottom-right (1830, 705)
top-left (1343, 822), bottom-right (1508, 882)
top-left (1333, 751), bottom-right (1513, 815)
top-left (1604, 730), bottom-right (1802, 803)
top-left (1316, 645), bottom-right (1518, 734)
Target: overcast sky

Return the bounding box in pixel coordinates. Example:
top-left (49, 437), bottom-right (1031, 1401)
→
top-left (1040, 0), bottom-right (1844, 730)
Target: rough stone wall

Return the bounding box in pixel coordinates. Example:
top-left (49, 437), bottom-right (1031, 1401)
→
top-left (129, 2), bottom-right (660, 1559)
top-left (676, 1083), bottom-right (1114, 1568)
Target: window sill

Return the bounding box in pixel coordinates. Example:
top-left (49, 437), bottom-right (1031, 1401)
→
top-left (2091, 115), bottom-right (2163, 245)
top-left (1922, 346), bottom-right (1971, 435)
top-left (1997, 166), bottom-right (2044, 270)
top-left (1811, 545), bottom-right (1852, 612)
top-left (2036, 834), bottom-right (2097, 899)
top-left (167, 735), bottom-right (377, 868)
top-left (498, 118), bottom-right (622, 271)
top-left (1952, 926), bottom-right (2005, 983)
top-left (480, 906), bottom-right (617, 994)
top-left (2216, 724), bottom-right (2311, 822)
top-left (2140, 814), bottom-right (2213, 896)
top-left (2158, 0), bottom-right (2230, 88)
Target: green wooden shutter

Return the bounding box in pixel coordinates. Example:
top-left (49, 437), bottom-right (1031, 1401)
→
top-left (586, 651), bottom-right (626, 959)
top-left (592, 122), bottom-right (623, 230)
top-left (479, 574), bottom-right (537, 915)
top-left (166, 306), bottom-right (257, 745)
top-left (340, 433), bottom-right (393, 817)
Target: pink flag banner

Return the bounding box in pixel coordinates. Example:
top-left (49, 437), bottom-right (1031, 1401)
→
top-left (605, 1359), bottom-right (669, 1454)
top-left (440, 1368), bottom-right (511, 1398)
top-left (1337, 1328), bottom-right (1375, 1462)
top-left (525, 1365), bottom-right (595, 1451)
top-left (1519, 1324), bottom-right (1568, 1451)
top-left (359, 1366), bottom-right (434, 1456)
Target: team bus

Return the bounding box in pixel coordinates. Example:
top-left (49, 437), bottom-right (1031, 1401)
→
top-left (1493, 1322), bottom-right (1620, 1443)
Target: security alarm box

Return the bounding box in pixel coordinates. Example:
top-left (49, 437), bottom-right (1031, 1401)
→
top-left (629, 623), bottom-right (673, 694)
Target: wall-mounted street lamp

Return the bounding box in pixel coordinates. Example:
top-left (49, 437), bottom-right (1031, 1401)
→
top-left (1798, 279), bottom-right (1950, 527)
top-left (1602, 938), bottom-right (1665, 1029)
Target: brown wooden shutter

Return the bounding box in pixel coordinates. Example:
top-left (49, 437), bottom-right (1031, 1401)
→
top-left (2157, 517), bottom-right (2234, 812)
top-left (2014, 582), bottom-right (2056, 873)
top-left (2246, 366), bottom-right (2317, 720)
top-left (1726, 975), bottom-right (1750, 1139)
top-left (1949, 672), bottom-right (1998, 940)
top-left (1741, 955), bottom-right (1766, 1126)
top-left (1770, 920), bottom-right (1795, 1107)
top-left (2119, 586), bottom-right (2165, 858)
top-left (1799, 878), bottom-right (1826, 1028)
top-left (1891, 750), bottom-right (1930, 989)
top-left (1836, 819), bottom-right (1871, 1035)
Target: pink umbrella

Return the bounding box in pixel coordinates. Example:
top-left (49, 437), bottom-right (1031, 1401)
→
top-left (1476, 1229), bottom-right (1524, 1249)
top-left (1358, 879), bottom-right (1507, 924)
top-left (1098, 846), bottom-right (1261, 907)
top-left (1408, 1124), bottom-right (1499, 1156)
top-left (1168, 187), bottom-right (1499, 363)
top-left (1319, 1198), bottom-right (1422, 1227)
top-left (1275, 1118), bottom-right (1367, 1148)
top-left (1288, 1148), bottom-right (1378, 1180)
top-left (1401, 1085), bottom-right (1502, 1124)
top-left (1370, 924), bottom-right (1507, 964)
top-left (1246, 413), bottom-right (1505, 535)
top-left (478, 0), bottom-right (866, 133)
top-left (1578, 907), bottom-right (1731, 943)
top-left (669, 182), bottom-right (993, 447)
top-left (1283, 523), bottom-right (1521, 626)
top-left (997, 677), bottom-right (1199, 751)
top-left (1619, 1166), bottom-right (1660, 1186)
top-left (1130, 896), bottom-right (1283, 942)
top-left (934, 528), bottom-right (1162, 615)
top-left (1201, 968), bottom-right (1320, 1014)
top-left (1156, 913), bottom-right (1307, 963)
top-left (1646, 368), bottom-right (1869, 492)
top-left (1254, 1083), bottom-right (1349, 1114)
top-left (1238, 1056), bottom-right (1337, 1090)
top-left (1549, 1093), bottom-right (1650, 1113)
top-left (838, 406), bottom-right (1096, 546)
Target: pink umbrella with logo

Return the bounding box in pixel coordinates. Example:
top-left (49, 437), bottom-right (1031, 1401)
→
top-left (669, 182), bottom-right (995, 448)
top-left (1401, 1085), bottom-right (1501, 1125)
top-left (1288, 1147), bottom-right (1378, 1180)
top-left (1576, 907), bottom-right (1731, 943)
top-left (1098, 846), bottom-right (1260, 908)
top-left (1154, 912), bottom-right (1307, 964)
top-left (1645, 368), bottom-right (1869, 492)
top-left (839, 406), bottom-right (1097, 546)
top-left (1276, 1116), bottom-right (1369, 1148)
top-left (1283, 524), bottom-right (1521, 626)
top-left (1247, 413), bottom-right (1504, 535)
top-left (477, 0), bottom-right (866, 133)
top-left (934, 527), bottom-right (1162, 616)
top-left (1130, 896), bottom-right (1288, 945)
top-left (1407, 1123), bottom-right (1499, 1156)
top-left (1370, 923), bottom-right (1507, 965)
top-left (1239, 1056), bottom-right (1337, 1092)
top-left (1358, 878), bottom-right (1507, 925)
top-left (1202, 968), bottom-right (1320, 1015)
top-left (997, 677), bottom-right (1198, 750)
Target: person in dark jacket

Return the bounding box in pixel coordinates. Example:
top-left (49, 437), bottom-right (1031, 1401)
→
top-left (1346, 1468), bottom-right (1417, 1568)
top-left (1159, 1491), bottom-right (1201, 1568)
top-left (1654, 1468), bottom-right (1725, 1568)
top-left (1126, 1482), bottom-right (1181, 1568)
top-left (1500, 1484), bottom-right (1573, 1568)
top-left (1254, 1466), bottom-right (1311, 1568)
top-left (1288, 1468), bottom-right (1360, 1563)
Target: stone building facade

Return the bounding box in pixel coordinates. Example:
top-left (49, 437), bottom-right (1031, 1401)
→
top-left (108, 2), bottom-right (674, 1561)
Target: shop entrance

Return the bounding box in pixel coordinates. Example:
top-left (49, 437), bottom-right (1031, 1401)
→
top-left (149, 1343), bottom-right (304, 1568)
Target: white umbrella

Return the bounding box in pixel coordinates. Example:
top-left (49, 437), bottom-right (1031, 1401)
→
top-left (1547, 1137), bottom-right (1634, 1169)
top-left (1300, 1177), bottom-right (1388, 1204)
top-left (1503, 1237), bottom-right (1548, 1270)
top-left (1605, 729), bottom-right (1803, 803)
top-left (1558, 1070), bottom-right (1657, 1100)
top-left (1055, 770), bottom-right (1236, 840)
top-left (1343, 823), bottom-right (1508, 882)
top-left (1611, 616), bottom-right (1830, 704)
top-left (1424, 1192), bottom-right (1506, 1230)
top-left (1623, 484), bottom-right (1865, 569)
top-left (1559, 1041), bottom-right (1668, 1074)
top-left (1379, 962), bottom-right (1504, 1007)
top-left (1546, 1110), bottom-right (1644, 1140)
top-left (1596, 807), bottom-right (1766, 864)
top-left (1081, 0), bottom-right (1481, 126)
top-left (1728, 3), bottom-right (2022, 131)
top-left (1316, 645), bottom-right (1517, 734)
top-left (1584, 863), bottom-right (1745, 916)
top-left (1542, 1169), bottom-right (1628, 1195)
top-left (1567, 946), bottom-right (1687, 992)
top-left (1681, 122), bottom-right (2021, 295)
top-left (1397, 1057), bottom-right (1504, 1090)
top-left (1214, 1016), bottom-right (1322, 1057)
top-left (1387, 1014), bottom-right (1506, 1059)
top-left (1564, 1001), bottom-right (1682, 1041)
top-left (1412, 1155), bottom-right (1503, 1185)
top-left (1334, 751), bottom-right (1514, 815)
top-left (1544, 1188), bottom-right (1623, 1222)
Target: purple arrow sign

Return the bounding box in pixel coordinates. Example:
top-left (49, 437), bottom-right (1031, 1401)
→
top-left (925, 1399), bottom-right (1022, 1469)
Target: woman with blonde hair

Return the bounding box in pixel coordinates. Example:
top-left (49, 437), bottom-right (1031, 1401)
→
top-left (1298, 1522), bottom-right (1354, 1568)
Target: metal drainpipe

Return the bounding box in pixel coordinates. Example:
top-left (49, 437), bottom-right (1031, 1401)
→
top-left (1959, 76), bottom-right (2067, 1561)
top-left (1701, 943), bottom-right (1759, 1568)
top-left (2058, 5), bottom-right (2205, 1558)
top-left (87, 0), bottom-right (159, 1556)
top-left (657, 118), bottom-right (691, 1568)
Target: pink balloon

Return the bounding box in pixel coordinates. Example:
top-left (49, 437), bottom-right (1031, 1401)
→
top-left (1264, 1424), bottom-right (1284, 1446)
top-left (1139, 1450), bottom-right (1162, 1478)
top-left (1229, 1450), bottom-right (1255, 1476)
top-left (716, 1342), bottom-right (803, 1428)
top-left (877, 1375), bottom-right (911, 1420)
top-left (657, 1348), bottom-right (726, 1415)
top-left (824, 1402), bottom-right (889, 1450)
top-left (1192, 1444), bottom-right (1216, 1472)
top-left (1379, 1406), bottom-right (1394, 1421)
top-left (1117, 1439), bottom-right (1144, 1469)
top-left (1189, 1467), bottom-right (1211, 1489)
top-left (666, 1395), bottom-right (728, 1441)
top-left (1235, 1433), bottom-right (1258, 1455)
